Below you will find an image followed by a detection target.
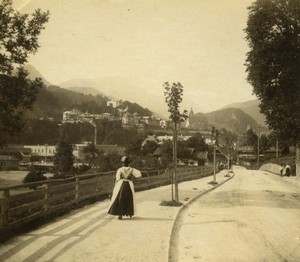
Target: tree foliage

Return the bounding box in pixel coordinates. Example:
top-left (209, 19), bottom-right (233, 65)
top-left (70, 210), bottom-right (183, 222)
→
top-left (163, 81), bottom-right (188, 202)
top-left (163, 82), bottom-right (188, 123)
top-left (211, 126), bottom-right (220, 146)
top-left (186, 133), bottom-right (208, 152)
top-left (22, 170), bottom-right (47, 190)
top-left (245, 129), bottom-right (258, 147)
top-left (0, 0), bottom-right (49, 144)
top-left (245, 0), bottom-right (300, 142)
top-left (92, 152), bottom-right (122, 172)
top-left (82, 143), bottom-right (101, 167)
top-left (53, 131), bottom-right (74, 177)
top-left (141, 140), bottom-right (158, 156)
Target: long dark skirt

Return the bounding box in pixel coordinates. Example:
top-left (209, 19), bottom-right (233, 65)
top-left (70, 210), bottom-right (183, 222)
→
top-left (108, 181), bottom-right (134, 216)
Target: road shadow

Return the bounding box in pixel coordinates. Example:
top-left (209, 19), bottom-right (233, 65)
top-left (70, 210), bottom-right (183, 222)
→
top-left (0, 207), bottom-right (113, 262)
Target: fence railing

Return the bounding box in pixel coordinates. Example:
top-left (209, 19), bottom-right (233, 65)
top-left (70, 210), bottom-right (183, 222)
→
top-left (0, 165), bottom-right (214, 230)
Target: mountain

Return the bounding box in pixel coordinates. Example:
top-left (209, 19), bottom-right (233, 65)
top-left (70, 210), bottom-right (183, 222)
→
top-left (19, 65), bottom-right (154, 119)
top-left (26, 85), bottom-right (153, 120)
top-left (189, 112), bottom-right (209, 130)
top-left (189, 108), bottom-right (262, 135)
top-left (66, 86), bottom-right (105, 97)
top-left (25, 85), bottom-right (109, 120)
top-left (205, 108), bottom-right (258, 134)
top-left (222, 99), bottom-right (267, 127)
top-left (24, 64), bottom-right (51, 86)
top-left (60, 77), bottom-right (144, 102)
top-left (60, 77), bottom-right (165, 119)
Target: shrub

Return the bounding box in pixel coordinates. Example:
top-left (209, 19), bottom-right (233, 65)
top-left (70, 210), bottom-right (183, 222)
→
top-left (22, 171), bottom-right (47, 190)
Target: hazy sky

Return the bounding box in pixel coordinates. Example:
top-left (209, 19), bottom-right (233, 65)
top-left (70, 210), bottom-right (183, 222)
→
top-left (13, 0), bottom-right (256, 117)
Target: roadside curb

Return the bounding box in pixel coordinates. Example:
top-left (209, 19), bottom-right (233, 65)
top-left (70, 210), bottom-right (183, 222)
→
top-left (168, 172), bottom-right (235, 262)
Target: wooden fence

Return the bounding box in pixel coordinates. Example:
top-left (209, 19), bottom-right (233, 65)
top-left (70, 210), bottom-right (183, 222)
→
top-left (0, 165), bottom-right (213, 230)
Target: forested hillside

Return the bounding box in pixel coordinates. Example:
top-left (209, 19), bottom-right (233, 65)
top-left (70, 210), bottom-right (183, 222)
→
top-left (205, 108), bottom-right (258, 134)
top-left (222, 99), bottom-right (267, 127)
top-left (24, 85), bottom-right (153, 120)
top-left (6, 119), bottom-right (140, 146)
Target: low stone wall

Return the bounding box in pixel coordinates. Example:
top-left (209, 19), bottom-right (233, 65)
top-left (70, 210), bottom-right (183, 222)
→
top-left (259, 163), bottom-right (281, 175)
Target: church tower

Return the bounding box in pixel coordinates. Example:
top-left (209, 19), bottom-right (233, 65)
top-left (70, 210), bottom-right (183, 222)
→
top-left (185, 108), bottom-right (194, 128)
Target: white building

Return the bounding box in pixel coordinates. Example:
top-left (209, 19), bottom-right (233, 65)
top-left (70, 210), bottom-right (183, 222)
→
top-left (107, 100), bottom-right (121, 108)
top-left (63, 110), bottom-right (79, 122)
top-left (24, 145), bottom-right (56, 158)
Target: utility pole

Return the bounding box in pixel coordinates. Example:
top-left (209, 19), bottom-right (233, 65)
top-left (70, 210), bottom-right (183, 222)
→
top-left (45, 144), bottom-right (48, 163)
top-left (210, 127), bottom-right (218, 184)
top-left (257, 125), bottom-right (260, 167)
top-left (89, 121), bottom-right (97, 145)
top-left (276, 139), bottom-right (279, 159)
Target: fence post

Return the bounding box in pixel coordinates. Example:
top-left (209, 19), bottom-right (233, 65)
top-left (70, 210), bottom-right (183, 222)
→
top-left (75, 176), bottom-right (79, 205)
top-left (180, 169), bottom-right (183, 182)
top-left (96, 173), bottom-right (100, 194)
top-left (146, 172), bottom-right (151, 188)
top-left (44, 183), bottom-right (49, 212)
top-left (1, 189), bottom-right (10, 227)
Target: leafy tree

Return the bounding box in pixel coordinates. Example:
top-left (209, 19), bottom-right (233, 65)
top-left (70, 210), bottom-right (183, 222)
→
top-left (82, 143), bottom-right (101, 167)
top-left (246, 129), bottom-right (258, 147)
top-left (141, 140), bottom-right (158, 156)
top-left (143, 155), bottom-right (161, 170)
top-left (125, 136), bottom-right (144, 157)
top-left (245, 0), bottom-right (300, 178)
top-left (211, 126), bottom-right (219, 146)
top-left (164, 81), bottom-right (188, 202)
top-left (53, 131), bottom-right (74, 177)
top-left (94, 152), bottom-right (122, 172)
top-left (159, 140), bottom-right (173, 165)
top-left (130, 156), bottom-right (144, 170)
top-left (0, 0), bottom-right (49, 145)
top-left (186, 133), bottom-right (208, 152)
top-left (259, 134), bottom-right (270, 154)
top-left (177, 141), bottom-right (192, 159)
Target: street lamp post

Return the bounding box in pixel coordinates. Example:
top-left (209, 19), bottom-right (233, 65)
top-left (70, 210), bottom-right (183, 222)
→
top-left (213, 146), bottom-right (216, 182)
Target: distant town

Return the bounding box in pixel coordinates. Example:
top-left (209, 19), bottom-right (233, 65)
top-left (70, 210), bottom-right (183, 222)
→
top-left (0, 96), bottom-right (285, 173)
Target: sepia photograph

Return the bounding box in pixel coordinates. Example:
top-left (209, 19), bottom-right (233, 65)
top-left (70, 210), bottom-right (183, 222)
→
top-left (0, 0), bottom-right (299, 261)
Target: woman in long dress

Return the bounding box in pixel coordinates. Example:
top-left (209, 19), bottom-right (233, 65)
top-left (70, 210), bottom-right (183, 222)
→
top-left (108, 156), bottom-right (142, 220)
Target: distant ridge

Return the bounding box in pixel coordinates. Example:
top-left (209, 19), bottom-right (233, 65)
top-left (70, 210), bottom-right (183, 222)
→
top-left (67, 86), bottom-right (105, 97)
top-left (22, 65), bottom-right (154, 120)
top-left (205, 108), bottom-right (258, 134)
top-left (60, 77), bottom-right (166, 119)
top-left (24, 64), bottom-right (51, 86)
top-left (222, 99), bottom-right (267, 127)
top-left (60, 77), bottom-right (144, 102)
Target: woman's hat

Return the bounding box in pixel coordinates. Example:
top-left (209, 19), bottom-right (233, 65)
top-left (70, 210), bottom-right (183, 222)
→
top-left (121, 156), bottom-right (131, 164)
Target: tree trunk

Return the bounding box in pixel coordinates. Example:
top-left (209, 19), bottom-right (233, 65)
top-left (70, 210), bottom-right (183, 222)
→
top-left (296, 141), bottom-right (300, 182)
top-left (171, 169), bottom-right (174, 201)
top-left (173, 123), bottom-right (179, 202)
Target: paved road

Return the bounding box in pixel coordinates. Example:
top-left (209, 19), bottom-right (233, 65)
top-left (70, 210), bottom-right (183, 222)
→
top-left (0, 168), bottom-right (298, 262)
top-left (170, 167), bottom-right (300, 262)
top-left (0, 171), bottom-right (232, 262)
